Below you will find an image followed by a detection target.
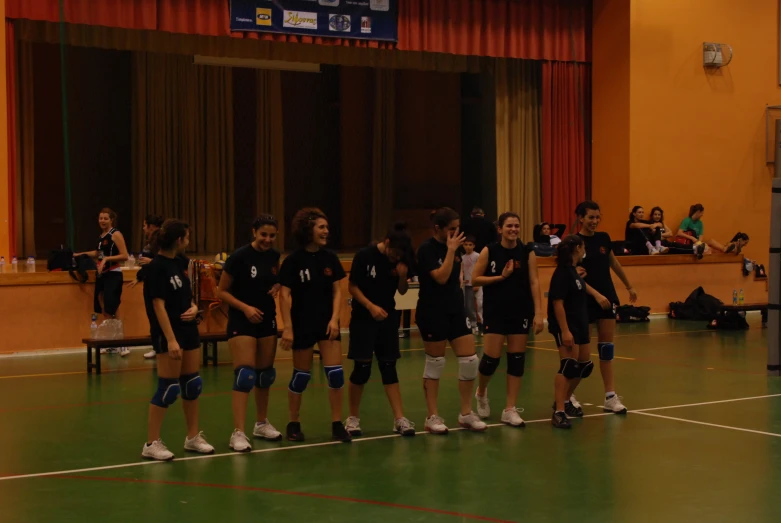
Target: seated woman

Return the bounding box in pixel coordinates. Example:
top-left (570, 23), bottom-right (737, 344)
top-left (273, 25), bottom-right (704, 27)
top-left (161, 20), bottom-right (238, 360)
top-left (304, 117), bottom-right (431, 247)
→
top-left (651, 206), bottom-right (692, 254)
top-left (676, 204), bottom-right (739, 258)
top-left (625, 206), bottom-right (668, 255)
top-left (725, 232), bottom-right (750, 255)
top-left (533, 222), bottom-right (566, 246)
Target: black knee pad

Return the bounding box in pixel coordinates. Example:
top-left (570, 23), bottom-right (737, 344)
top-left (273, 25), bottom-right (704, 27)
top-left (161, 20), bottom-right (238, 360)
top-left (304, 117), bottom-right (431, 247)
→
top-left (506, 352), bottom-right (526, 377)
top-left (478, 353), bottom-right (501, 377)
top-left (378, 360), bottom-right (399, 385)
top-left (349, 360), bottom-right (372, 385)
top-left (558, 358), bottom-right (580, 379)
top-left (579, 360), bottom-right (594, 378)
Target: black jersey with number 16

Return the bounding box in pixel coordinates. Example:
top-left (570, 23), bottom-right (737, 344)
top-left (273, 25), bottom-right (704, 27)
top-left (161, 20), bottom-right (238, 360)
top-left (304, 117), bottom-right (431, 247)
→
top-left (143, 255), bottom-right (195, 335)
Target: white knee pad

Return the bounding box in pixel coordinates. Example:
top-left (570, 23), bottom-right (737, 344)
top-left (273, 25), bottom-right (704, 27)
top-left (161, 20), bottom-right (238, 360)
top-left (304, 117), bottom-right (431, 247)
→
top-left (423, 355), bottom-right (446, 380)
top-left (458, 354), bottom-right (479, 381)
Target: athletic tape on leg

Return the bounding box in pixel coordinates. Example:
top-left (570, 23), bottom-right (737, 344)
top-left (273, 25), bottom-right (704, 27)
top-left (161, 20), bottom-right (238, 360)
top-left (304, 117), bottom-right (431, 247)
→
top-left (378, 360), bottom-right (399, 385)
top-left (423, 355), bottom-right (446, 379)
top-left (349, 361), bottom-right (372, 385)
top-left (233, 366), bottom-right (256, 393)
top-left (151, 377), bottom-right (180, 408)
top-left (478, 353), bottom-right (501, 377)
top-left (558, 358), bottom-right (580, 379)
top-left (180, 373), bottom-right (202, 400)
top-left (324, 365), bottom-right (345, 389)
top-left (598, 342), bottom-right (615, 361)
top-left (288, 368), bottom-right (311, 394)
top-left (458, 354), bottom-right (479, 381)
top-left (256, 367), bottom-right (276, 388)
top-left (506, 352), bottom-right (526, 377)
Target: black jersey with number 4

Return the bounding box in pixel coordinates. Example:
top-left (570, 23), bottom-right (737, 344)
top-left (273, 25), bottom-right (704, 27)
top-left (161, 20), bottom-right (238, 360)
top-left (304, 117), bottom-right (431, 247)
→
top-left (578, 232), bottom-right (618, 302)
top-left (143, 255), bottom-right (195, 335)
top-left (482, 241), bottom-right (533, 317)
top-left (349, 245), bottom-right (400, 320)
top-left (279, 248), bottom-right (346, 325)
top-left (416, 237), bottom-right (465, 314)
top-left (223, 244), bottom-right (280, 316)
top-left (547, 265), bottom-right (589, 334)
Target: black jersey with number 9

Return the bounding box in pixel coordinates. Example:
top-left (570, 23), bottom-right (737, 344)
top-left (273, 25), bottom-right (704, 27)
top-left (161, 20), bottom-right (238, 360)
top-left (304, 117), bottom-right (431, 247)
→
top-left (222, 244), bottom-right (280, 316)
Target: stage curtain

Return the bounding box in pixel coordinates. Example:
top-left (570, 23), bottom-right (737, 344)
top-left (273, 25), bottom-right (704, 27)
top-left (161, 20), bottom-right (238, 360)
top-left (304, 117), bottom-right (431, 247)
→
top-left (371, 68), bottom-right (396, 242)
top-left (6, 0), bottom-right (157, 30)
top-left (494, 60), bottom-right (541, 241)
top-left (255, 69), bottom-right (285, 248)
top-left (132, 52), bottom-right (234, 253)
top-left (16, 36), bottom-right (33, 257)
top-left (541, 61), bottom-right (591, 228)
top-left (6, 20), bottom-right (17, 258)
top-left (398, 0), bottom-right (590, 61)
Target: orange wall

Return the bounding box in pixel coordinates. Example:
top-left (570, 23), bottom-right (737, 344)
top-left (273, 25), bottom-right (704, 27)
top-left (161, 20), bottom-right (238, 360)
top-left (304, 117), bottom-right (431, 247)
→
top-left (0, 6), bottom-right (9, 260)
top-left (594, 0), bottom-right (778, 266)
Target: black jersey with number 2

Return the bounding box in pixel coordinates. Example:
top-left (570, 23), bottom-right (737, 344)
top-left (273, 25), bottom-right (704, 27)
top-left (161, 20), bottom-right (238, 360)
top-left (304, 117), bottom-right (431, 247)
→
top-left (482, 242), bottom-right (533, 317)
top-left (143, 255), bottom-right (195, 335)
top-left (578, 232), bottom-right (618, 302)
top-left (279, 248), bottom-right (346, 325)
top-left (223, 244), bottom-right (280, 316)
top-left (547, 265), bottom-right (589, 334)
top-left (349, 245), bottom-right (399, 321)
top-left (416, 237), bottom-right (465, 314)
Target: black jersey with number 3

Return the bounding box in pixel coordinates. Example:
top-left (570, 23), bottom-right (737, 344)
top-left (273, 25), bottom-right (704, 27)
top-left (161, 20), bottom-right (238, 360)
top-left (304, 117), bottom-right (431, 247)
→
top-left (143, 255), bottom-right (195, 335)
top-left (578, 232), bottom-right (619, 302)
top-left (349, 245), bottom-right (399, 321)
top-left (482, 241), bottom-right (533, 317)
top-left (547, 265), bottom-right (589, 334)
top-left (223, 244), bottom-right (280, 316)
top-left (416, 237), bottom-right (465, 314)
top-left (279, 248), bottom-right (346, 325)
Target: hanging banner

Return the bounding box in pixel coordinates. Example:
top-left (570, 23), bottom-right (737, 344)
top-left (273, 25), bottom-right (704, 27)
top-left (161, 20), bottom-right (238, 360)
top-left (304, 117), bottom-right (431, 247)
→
top-left (230, 0), bottom-right (398, 42)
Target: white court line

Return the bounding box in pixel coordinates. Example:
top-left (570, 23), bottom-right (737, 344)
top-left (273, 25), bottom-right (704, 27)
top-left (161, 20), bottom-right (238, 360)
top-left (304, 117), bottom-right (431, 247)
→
top-left (634, 411), bottom-right (781, 438)
top-left (1, 393), bottom-right (780, 483)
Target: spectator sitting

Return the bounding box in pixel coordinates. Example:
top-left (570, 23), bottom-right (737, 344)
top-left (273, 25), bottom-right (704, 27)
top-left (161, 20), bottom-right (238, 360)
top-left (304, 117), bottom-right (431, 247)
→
top-left (533, 222), bottom-right (566, 246)
top-left (725, 232), bottom-right (750, 255)
top-left (675, 203), bottom-right (739, 258)
top-left (650, 206), bottom-right (693, 254)
top-left (625, 206), bottom-right (668, 255)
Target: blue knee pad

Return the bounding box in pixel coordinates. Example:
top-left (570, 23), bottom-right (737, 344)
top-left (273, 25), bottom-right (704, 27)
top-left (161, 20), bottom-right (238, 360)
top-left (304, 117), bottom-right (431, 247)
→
top-left (378, 360), bottom-right (399, 385)
top-left (349, 361), bottom-right (372, 385)
top-left (325, 365), bottom-right (345, 389)
top-left (151, 377), bottom-right (181, 408)
top-left (233, 366), bottom-right (256, 393)
top-left (598, 342), bottom-right (615, 361)
top-left (288, 368), bottom-right (311, 394)
top-left (180, 373), bottom-right (202, 400)
top-left (256, 367), bottom-right (276, 388)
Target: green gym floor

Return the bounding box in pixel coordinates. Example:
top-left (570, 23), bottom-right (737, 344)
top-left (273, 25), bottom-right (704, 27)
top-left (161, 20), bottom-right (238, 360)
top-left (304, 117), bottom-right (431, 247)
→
top-left (1, 317), bottom-right (779, 523)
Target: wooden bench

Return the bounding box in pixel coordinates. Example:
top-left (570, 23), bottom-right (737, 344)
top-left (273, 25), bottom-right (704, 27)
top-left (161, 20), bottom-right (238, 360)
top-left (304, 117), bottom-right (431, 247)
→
top-left (712, 302), bottom-right (768, 329)
top-left (82, 332), bottom-right (229, 375)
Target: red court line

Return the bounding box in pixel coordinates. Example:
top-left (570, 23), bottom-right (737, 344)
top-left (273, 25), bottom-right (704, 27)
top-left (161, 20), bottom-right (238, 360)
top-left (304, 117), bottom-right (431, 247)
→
top-left (61, 475), bottom-right (515, 523)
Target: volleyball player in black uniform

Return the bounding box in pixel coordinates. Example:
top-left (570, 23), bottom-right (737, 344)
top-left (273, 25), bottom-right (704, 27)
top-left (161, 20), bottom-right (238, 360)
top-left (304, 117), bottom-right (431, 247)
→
top-left (344, 224), bottom-right (416, 437)
top-left (141, 220), bottom-right (214, 460)
top-left (471, 212), bottom-right (544, 427)
top-left (130, 215), bottom-right (164, 359)
top-left (279, 208), bottom-right (351, 442)
top-left (217, 215), bottom-right (283, 452)
top-left (416, 207), bottom-right (486, 434)
top-left (547, 235), bottom-right (611, 428)
top-left (576, 201), bottom-right (637, 414)
top-left (75, 208), bottom-right (130, 356)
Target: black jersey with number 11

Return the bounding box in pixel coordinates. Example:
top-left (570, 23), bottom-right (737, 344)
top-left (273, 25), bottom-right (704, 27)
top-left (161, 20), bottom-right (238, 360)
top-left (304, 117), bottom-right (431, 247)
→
top-left (279, 248), bottom-right (346, 325)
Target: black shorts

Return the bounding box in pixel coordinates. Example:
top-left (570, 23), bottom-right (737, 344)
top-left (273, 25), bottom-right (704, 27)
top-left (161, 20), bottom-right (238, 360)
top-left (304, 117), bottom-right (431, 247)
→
top-left (416, 307), bottom-right (472, 343)
top-left (483, 311), bottom-right (532, 336)
top-left (348, 313), bottom-right (400, 361)
top-left (292, 318), bottom-right (341, 350)
top-left (152, 324), bottom-right (200, 354)
top-left (227, 311), bottom-right (278, 340)
top-left (94, 271), bottom-right (123, 315)
top-left (549, 326), bottom-right (590, 347)
top-left (588, 297), bottom-right (619, 324)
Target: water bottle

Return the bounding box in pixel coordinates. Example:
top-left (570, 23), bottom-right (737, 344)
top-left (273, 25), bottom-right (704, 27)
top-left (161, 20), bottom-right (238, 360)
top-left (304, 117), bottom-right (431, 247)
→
top-left (26, 256), bottom-right (35, 273)
top-left (739, 289), bottom-right (745, 305)
top-left (127, 254), bottom-right (135, 269)
top-left (11, 256), bottom-right (17, 273)
top-left (0, 256), bottom-right (5, 273)
top-left (732, 289), bottom-right (738, 305)
top-left (90, 314), bottom-right (98, 339)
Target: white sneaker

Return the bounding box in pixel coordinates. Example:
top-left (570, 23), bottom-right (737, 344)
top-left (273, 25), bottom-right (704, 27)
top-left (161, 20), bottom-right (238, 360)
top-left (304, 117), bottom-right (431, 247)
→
top-left (475, 389), bottom-right (490, 419)
top-left (141, 439), bottom-right (174, 461)
top-left (184, 431), bottom-right (215, 454)
top-left (143, 350), bottom-right (156, 359)
top-left (393, 417), bottom-right (416, 436)
top-left (569, 395), bottom-right (582, 409)
top-left (604, 395), bottom-right (627, 414)
top-left (119, 347), bottom-right (130, 357)
top-left (99, 348), bottom-right (108, 355)
top-left (648, 246), bottom-right (659, 255)
top-left (344, 416), bottom-right (362, 437)
top-left (658, 246), bottom-right (669, 254)
top-left (253, 420), bottom-right (283, 441)
top-left (229, 429), bottom-right (252, 452)
top-left (501, 407), bottom-right (526, 427)
top-left (424, 415), bottom-right (449, 434)
top-left (458, 411), bottom-right (488, 432)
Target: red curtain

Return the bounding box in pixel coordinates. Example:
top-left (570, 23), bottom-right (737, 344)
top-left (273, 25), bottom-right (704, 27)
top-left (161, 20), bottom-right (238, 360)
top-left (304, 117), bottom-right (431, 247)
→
top-left (541, 61), bottom-right (591, 227)
top-left (6, 0), bottom-right (590, 60)
top-left (6, 20), bottom-right (17, 258)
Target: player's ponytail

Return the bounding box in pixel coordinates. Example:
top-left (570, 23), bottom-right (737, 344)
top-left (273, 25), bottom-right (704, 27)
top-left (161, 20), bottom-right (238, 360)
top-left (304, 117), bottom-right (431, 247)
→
top-left (154, 219), bottom-right (189, 251)
top-left (556, 235), bottom-right (583, 267)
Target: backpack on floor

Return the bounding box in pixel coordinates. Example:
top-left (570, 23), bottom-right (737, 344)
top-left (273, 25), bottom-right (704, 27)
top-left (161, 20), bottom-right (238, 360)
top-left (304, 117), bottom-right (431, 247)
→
top-left (616, 305), bottom-right (651, 323)
top-left (708, 311), bottom-right (750, 331)
top-left (668, 286), bottom-right (722, 321)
